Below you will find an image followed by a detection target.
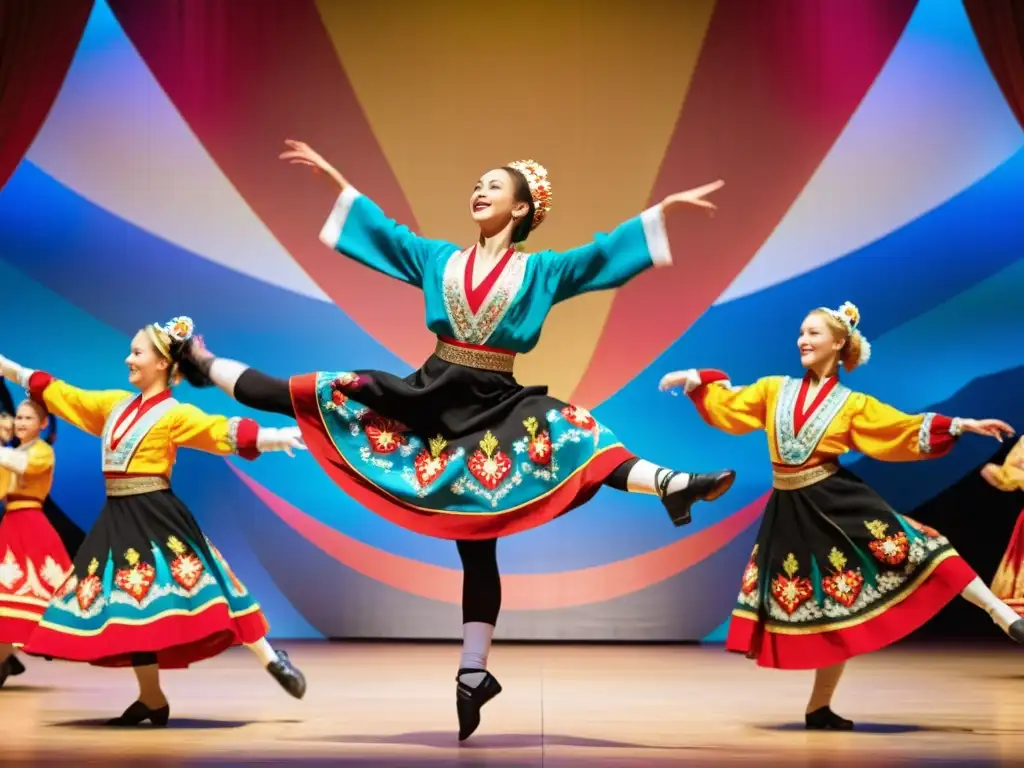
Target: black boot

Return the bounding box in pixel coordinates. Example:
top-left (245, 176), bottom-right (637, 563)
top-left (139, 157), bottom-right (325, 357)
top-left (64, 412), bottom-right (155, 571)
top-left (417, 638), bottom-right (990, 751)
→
top-left (267, 650), bottom-right (307, 699)
top-left (6, 655), bottom-right (25, 676)
top-left (805, 706), bottom-right (854, 730)
top-left (0, 658), bottom-right (10, 690)
top-left (456, 668), bottom-right (502, 741)
top-left (1008, 618), bottom-right (1024, 643)
top-left (106, 700), bottom-right (171, 727)
top-left (659, 469), bottom-right (736, 527)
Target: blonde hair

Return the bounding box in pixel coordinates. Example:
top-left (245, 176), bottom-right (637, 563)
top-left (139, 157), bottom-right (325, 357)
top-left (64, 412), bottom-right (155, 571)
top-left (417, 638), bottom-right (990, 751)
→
top-left (811, 309), bottom-right (871, 373)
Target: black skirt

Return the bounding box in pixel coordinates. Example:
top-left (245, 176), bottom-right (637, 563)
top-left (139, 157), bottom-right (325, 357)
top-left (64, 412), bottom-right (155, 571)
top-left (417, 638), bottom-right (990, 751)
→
top-left (23, 489), bottom-right (268, 668)
top-left (289, 354), bottom-right (634, 539)
top-left (726, 467), bottom-right (976, 669)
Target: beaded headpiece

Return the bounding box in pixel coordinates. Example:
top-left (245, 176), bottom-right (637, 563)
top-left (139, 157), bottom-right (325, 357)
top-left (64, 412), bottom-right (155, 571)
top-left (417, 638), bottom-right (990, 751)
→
top-left (817, 302), bottom-right (871, 365)
top-left (146, 316), bottom-right (195, 361)
top-left (506, 159), bottom-right (552, 229)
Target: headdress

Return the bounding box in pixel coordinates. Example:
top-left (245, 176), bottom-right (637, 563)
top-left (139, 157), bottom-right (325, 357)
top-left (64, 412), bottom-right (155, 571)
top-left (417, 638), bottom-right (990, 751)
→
top-left (817, 302), bottom-right (872, 365)
top-left (146, 316), bottom-right (195, 361)
top-left (506, 159), bottom-right (552, 229)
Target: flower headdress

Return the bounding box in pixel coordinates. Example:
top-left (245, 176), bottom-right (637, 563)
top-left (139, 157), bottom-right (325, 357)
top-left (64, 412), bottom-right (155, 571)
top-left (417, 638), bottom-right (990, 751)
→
top-left (146, 316), bottom-right (195, 362)
top-left (818, 301), bottom-right (872, 365)
top-left (506, 159), bottom-right (552, 229)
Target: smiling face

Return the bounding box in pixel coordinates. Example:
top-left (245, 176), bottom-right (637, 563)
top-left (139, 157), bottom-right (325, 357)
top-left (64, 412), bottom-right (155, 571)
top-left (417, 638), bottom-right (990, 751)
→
top-left (469, 168), bottom-right (531, 232)
top-left (13, 401), bottom-right (46, 444)
top-left (798, 311), bottom-right (845, 373)
top-left (125, 329), bottom-right (170, 391)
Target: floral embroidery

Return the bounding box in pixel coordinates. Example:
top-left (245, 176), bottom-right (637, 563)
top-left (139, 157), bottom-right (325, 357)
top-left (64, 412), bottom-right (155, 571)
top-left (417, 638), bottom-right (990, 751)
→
top-left (363, 415), bottom-right (408, 454)
top-left (773, 376), bottom-right (853, 466)
top-left (414, 435), bottom-right (451, 489)
top-left (441, 248), bottom-right (529, 345)
top-left (523, 417), bottom-right (552, 466)
top-left (865, 519), bottom-right (910, 566)
top-left (39, 557), bottom-right (70, 591)
top-left (54, 573), bottom-right (78, 600)
top-left (76, 558), bottom-right (103, 611)
top-left (167, 536), bottom-right (205, 591)
top-left (0, 548), bottom-right (25, 591)
top-left (821, 548), bottom-right (864, 608)
top-left (741, 545), bottom-right (759, 595)
top-left (467, 432), bottom-right (512, 490)
top-left (770, 553), bottom-right (814, 615)
top-left (114, 548), bottom-right (156, 603)
top-left (561, 405), bottom-right (596, 431)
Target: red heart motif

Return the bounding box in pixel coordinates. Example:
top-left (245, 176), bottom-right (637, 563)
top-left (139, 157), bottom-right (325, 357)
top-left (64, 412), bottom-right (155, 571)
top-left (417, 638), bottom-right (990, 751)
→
top-left (869, 533), bottom-right (909, 566)
top-left (741, 560), bottom-right (759, 595)
top-left (414, 449), bottom-right (449, 488)
top-left (364, 416), bottom-right (407, 454)
top-left (115, 562), bottom-right (157, 603)
top-left (527, 432), bottom-right (553, 466)
top-left (822, 569), bottom-right (864, 608)
top-left (468, 449), bottom-right (512, 490)
top-left (171, 553), bottom-right (205, 591)
top-left (770, 575), bottom-right (813, 615)
top-left (76, 574), bottom-right (102, 611)
top-left (561, 405), bottom-right (596, 431)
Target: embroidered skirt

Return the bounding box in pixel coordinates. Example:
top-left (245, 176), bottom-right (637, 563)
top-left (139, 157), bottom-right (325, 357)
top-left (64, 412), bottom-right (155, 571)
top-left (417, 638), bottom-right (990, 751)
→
top-left (0, 505), bottom-right (73, 644)
top-left (726, 467), bottom-right (975, 670)
top-left (289, 354), bottom-right (633, 540)
top-left (991, 506), bottom-right (1024, 617)
top-left (21, 489), bottom-right (267, 668)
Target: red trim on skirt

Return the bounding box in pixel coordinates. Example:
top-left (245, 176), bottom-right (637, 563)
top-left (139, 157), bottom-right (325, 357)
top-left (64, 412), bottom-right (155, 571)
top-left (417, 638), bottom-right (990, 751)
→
top-left (725, 555), bottom-right (976, 669)
top-left (289, 372), bottom-right (634, 540)
top-left (22, 602), bottom-right (268, 669)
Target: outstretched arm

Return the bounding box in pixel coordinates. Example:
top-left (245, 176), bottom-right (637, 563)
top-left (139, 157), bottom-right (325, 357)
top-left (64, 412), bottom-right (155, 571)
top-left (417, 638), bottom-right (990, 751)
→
top-left (550, 181), bottom-right (723, 302)
top-left (281, 140), bottom-right (458, 288)
top-left (660, 368), bottom-right (774, 436)
top-left (169, 403), bottom-right (305, 460)
top-left (0, 355), bottom-right (129, 437)
top-left (849, 394), bottom-right (1013, 462)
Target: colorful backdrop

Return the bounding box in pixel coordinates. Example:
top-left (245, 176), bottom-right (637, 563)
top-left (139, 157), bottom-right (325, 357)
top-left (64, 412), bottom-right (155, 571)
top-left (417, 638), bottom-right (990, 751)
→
top-left (1, 0), bottom-right (1022, 640)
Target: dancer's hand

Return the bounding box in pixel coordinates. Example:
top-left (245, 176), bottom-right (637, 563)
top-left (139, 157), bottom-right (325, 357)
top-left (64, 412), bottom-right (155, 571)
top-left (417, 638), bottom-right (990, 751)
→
top-left (658, 369), bottom-right (700, 394)
top-left (257, 426), bottom-right (307, 458)
top-left (660, 180), bottom-right (724, 216)
top-left (279, 140), bottom-right (347, 190)
top-left (957, 418), bottom-right (1015, 442)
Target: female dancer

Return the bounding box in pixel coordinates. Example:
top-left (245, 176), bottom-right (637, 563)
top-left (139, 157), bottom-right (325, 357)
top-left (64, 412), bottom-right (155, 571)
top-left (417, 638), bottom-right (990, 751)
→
top-left (982, 437), bottom-right (1024, 615)
top-left (0, 400), bottom-right (70, 688)
top-left (0, 317), bottom-right (307, 725)
top-left (187, 140), bottom-right (736, 740)
top-left (659, 302), bottom-right (1022, 730)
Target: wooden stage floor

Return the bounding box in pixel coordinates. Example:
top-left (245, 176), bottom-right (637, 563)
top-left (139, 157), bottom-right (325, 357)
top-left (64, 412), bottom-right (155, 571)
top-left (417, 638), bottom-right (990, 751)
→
top-left (2, 641), bottom-right (1024, 766)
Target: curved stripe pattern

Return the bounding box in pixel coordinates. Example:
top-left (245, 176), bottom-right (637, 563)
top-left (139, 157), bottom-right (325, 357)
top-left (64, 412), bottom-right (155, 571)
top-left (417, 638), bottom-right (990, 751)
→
top-left (26, 1), bottom-right (328, 304)
top-left (572, 0), bottom-right (918, 408)
top-left (719, 0), bottom-right (1024, 304)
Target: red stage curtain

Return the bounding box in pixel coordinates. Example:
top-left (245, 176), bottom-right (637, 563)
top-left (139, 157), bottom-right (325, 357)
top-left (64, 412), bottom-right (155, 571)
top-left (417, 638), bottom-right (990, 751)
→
top-left (964, 0), bottom-right (1024, 129)
top-left (0, 0), bottom-right (94, 192)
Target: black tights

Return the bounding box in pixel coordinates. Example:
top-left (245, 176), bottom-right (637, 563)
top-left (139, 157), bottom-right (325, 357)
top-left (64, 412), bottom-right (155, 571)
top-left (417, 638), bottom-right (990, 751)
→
top-left (233, 368), bottom-right (640, 628)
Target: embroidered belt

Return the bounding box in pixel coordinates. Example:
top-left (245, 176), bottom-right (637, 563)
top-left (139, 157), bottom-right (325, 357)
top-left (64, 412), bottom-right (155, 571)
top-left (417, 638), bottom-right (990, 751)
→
top-left (434, 337), bottom-right (516, 373)
top-left (772, 463), bottom-right (839, 491)
top-left (105, 476), bottom-right (170, 497)
top-left (4, 497), bottom-right (43, 512)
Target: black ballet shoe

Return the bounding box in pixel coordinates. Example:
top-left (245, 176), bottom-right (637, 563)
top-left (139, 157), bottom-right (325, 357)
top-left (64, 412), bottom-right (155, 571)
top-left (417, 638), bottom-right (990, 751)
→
top-left (267, 650), bottom-right (307, 699)
top-left (105, 700), bottom-right (170, 727)
top-left (7, 655), bottom-right (25, 676)
top-left (660, 469), bottom-right (736, 527)
top-left (456, 668), bottom-right (503, 742)
top-left (805, 706), bottom-right (854, 731)
top-left (1008, 618), bottom-right (1024, 643)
